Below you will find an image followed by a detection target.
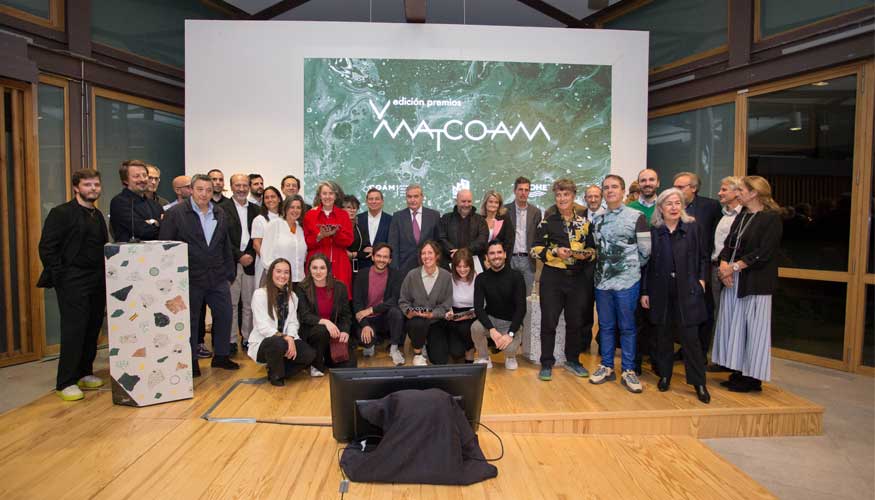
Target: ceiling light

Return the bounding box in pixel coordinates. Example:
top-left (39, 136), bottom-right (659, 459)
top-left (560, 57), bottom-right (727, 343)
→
top-left (811, 81), bottom-right (829, 87)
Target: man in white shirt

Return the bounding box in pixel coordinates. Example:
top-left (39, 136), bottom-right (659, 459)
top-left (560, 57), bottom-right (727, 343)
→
top-left (584, 185), bottom-right (603, 223)
top-left (503, 176), bottom-right (541, 295)
top-left (224, 173), bottom-right (259, 354)
top-left (356, 188), bottom-right (393, 271)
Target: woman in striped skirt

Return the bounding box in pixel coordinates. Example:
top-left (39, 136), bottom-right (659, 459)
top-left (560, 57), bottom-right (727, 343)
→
top-left (712, 176), bottom-right (782, 393)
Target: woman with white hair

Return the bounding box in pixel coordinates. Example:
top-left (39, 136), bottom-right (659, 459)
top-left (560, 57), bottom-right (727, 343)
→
top-left (640, 188), bottom-right (710, 403)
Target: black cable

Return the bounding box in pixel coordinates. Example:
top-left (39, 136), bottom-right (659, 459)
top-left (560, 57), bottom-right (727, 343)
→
top-left (470, 421), bottom-right (504, 462)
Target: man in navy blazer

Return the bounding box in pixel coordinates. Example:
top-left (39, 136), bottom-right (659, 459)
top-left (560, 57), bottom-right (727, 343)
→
top-left (672, 172), bottom-right (723, 360)
top-left (356, 188), bottom-right (393, 271)
top-left (388, 184), bottom-right (440, 278)
top-left (160, 174), bottom-right (240, 377)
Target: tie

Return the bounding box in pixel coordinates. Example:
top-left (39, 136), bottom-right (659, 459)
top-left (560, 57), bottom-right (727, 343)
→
top-left (412, 210), bottom-right (421, 243)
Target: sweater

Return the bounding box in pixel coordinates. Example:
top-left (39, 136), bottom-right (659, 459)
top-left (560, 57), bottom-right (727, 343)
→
top-left (473, 264), bottom-right (526, 333)
top-left (398, 266), bottom-right (454, 321)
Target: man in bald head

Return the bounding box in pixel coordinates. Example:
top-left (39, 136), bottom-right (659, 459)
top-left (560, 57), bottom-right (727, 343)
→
top-left (438, 188), bottom-right (489, 266)
top-left (222, 173), bottom-right (260, 354)
top-left (163, 175), bottom-right (192, 211)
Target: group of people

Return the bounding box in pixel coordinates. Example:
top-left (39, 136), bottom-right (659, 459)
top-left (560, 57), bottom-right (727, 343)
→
top-left (39, 160), bottom-right (781, 405)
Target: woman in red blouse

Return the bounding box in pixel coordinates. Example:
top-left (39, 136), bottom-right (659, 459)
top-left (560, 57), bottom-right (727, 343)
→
top-left (303, 181), bottom-right (354, 298)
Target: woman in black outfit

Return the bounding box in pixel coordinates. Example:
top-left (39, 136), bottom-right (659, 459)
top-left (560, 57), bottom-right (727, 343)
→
top-left (641, 188), bottom-right (710, 404)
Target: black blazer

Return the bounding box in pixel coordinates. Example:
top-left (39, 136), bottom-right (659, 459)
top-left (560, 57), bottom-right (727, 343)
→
top-left (438, 207), bottom-right (489, 262)
top-left (642, 220), bottom-right (708, 326)
top-left (488, 214), bottom-right (515, 257)
top-left (158, 200), bottom-right (236, 289)
top-left (718, 209), bottom-right (783, 298)
top-left (387, 206), bottom-right (441, 276)
top-left (108, 188), bottom-right (164, 242)
top-left (296, 281), bottom-right (352, 336)
top-left (352, 267), bottom-right (402, 328)
top-left (222, 199), bottom-right (259, 276)
top-left (356, 211), bottom-right (392, 270)
top-left (37, 199), bottom-right (109, 288)
top-left (685, 195), bottom-right (722, 257)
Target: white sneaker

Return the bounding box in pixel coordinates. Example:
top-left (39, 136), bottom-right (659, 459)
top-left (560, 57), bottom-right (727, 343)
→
top-left (389, 345), bottom-right (406, 366)
top-left (310, 367), bottom-right (325, 377)
top-left (56, 385), bottom-right (84, 401)
top-left (412, 354), bottom-right (428, 366)
top-left (504, 357), bottom-right (518, 370)
top-left (362, 346), bottom-right (376, 357)
top-left (421, 345), bottom-right (429, 361)
top-left (473, 357), bottom-right (493, 369)
top-left (77, 375), bottom-right (104, 390)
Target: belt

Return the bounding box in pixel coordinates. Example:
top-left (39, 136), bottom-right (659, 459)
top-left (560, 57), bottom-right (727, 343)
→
top-left (545, 266), bottom-right (581, 276)
top-left (512, 252), bottom-right (529, 257)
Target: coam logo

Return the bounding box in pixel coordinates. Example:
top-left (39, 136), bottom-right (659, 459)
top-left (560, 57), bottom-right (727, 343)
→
top-left (368, 100), bottom-right (551, 152)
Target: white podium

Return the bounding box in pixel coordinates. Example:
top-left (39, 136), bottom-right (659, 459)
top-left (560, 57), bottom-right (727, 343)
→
top-left (104, 241), bottom-right (194, 407)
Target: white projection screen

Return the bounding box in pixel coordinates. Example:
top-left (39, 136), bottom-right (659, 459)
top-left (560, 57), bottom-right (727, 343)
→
top-left (186, 21), bottom-right (648, 211)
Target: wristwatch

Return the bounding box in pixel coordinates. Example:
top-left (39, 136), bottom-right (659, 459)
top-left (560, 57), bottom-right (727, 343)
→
top-left (731, 263), bottom-right (740, 273)
top-left (507, 331), bottom-right (515, 338)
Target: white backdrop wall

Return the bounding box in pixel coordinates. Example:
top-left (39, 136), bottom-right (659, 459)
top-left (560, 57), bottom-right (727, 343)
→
top-left (185, 21), bottom-right (648, 203)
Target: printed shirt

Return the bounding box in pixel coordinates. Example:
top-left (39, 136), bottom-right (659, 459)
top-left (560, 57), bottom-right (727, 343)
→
top-left (530, 207), bottom-right (596, 271)
top-left (592, 204), bottom-right (651, 291)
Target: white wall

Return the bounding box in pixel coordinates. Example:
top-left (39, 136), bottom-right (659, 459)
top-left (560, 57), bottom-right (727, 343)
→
top-left (185, 20), bottom-right (648, 195)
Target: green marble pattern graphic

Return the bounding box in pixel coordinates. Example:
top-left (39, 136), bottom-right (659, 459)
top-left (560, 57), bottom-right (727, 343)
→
top-left (304, 58), bottom-right (611, 212)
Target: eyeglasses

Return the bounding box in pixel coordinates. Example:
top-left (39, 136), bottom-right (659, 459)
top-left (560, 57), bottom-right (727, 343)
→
top-left (148, 176), bottom-right (160, 182)
top-left (673, 184), bottom-right (690, 190)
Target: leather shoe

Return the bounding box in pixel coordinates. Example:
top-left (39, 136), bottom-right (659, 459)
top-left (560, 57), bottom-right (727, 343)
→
top-left (657, 377), bottom-right (670, 392)
top-left (695, 385), bottom-right (711, 404)
top-left (269, 377), bottom-right (285, 387)
top-left (211, 356), bottom-right (240, 370)
top-left (192, 362), bottom-right (202, 378)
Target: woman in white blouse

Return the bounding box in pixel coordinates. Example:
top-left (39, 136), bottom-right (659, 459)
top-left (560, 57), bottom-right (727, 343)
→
top-left (261, 195), bottom-right (308, 287)
top-left (444, 248), bottom-right (477, 363)
top-left (247, 258), bottom-right (316, 386)
top-left (251, 186), bottom-right (283, 286)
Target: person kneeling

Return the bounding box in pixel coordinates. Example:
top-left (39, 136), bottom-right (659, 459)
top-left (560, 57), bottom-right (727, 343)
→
top-left (297, 253), bottom-right (357, 375)
top-left (248, 258), bottom-right (317, 386)
top-left (398, 241), bottom-right (453, 366)
top-left (471, 241), bottom-right (526, 369)
top-left (353, 243), bottom-right (406, 363)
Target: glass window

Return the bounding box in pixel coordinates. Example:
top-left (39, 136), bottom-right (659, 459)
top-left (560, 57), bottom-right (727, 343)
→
top-left (759, 0), bottom-right (872, 38)
top-left (648, 102), bottom-right (735, 200)
top-left (864, 285), bottom-right (874, 367)
top-left (37, 82), bottom-right (66, 347)
top-left (93, 94), bottom-right (184, 223)
top-left (605, 0), bottom-right (727, 70)
top-left (747, 75), bottom-right (857, 271)
top-left (0, 0), bottom-right (50, 19)
top-left (91, 0), bottom-right (228, 68)
top-left (773, 278), bottom-right (846, 360)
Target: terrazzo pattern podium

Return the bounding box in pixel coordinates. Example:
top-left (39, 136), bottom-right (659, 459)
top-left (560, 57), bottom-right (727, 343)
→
top-left (104, 241), bottom-right (193, 407)
top-left (521, 296), bottom-right (568, 366)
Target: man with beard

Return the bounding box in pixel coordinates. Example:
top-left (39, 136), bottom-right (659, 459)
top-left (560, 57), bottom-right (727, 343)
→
top-left (628, 169), bottom-right (659, 222)
top-left (38, 169), bottom-right (109, 401)
top-left (208, 169), bottom-right (234, 211)
top-left (109, 159), bottom-right (163, 242)
top-left (438, 189), bottom-right (489, 267)
top-left (353, 243), bottom-right (405, 361)
top-left (248, 174), bottom-right (264, 206)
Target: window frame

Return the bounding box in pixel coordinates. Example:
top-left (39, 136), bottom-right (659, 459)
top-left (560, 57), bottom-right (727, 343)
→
top-left (0, 0), bottom-right (64, 31)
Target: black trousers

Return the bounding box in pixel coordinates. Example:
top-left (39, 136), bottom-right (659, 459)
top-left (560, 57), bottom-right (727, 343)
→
top-left (635, 305), bottom-right (656, 368)
top-left (55, 272), bottom-right (105, 390)
top-left (256, 335), bottom-right (316, 380)
top-left (581, 281), bottom-right (596, 352)
top-left (189, 283), bottom-right (232, 363)
top-left (405, 316), bottom-right (436, 350)
top-left (698, 262), bottom-right (716, 357)
top-left (655, 283), bottom-right (706, 386)
top-left (197, 301), bottom-right (207, 345)
top-left (436, 311), bottom-right (475, 364)
top-left (301, 324), bottom-right (357, 372)
top-left (358, 307), bottom-right (406, 348)
top-left (539, 266), bottom-right (592, 368)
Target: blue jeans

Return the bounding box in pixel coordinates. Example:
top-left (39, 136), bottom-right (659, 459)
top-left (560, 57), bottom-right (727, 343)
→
top-left (595, 282), bottom-right (640, 371)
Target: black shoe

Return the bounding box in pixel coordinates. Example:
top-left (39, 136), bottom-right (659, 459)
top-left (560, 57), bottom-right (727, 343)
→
top-left (269, 377), bottom-right (285, 387)
top-left (707, 363), bottom-right (732, 373)
top-left (229, 343), bottom-right (238, 355)
top-left (211, 356), bottom-right (240, 370)
top-left (695, 385), bottom-right (711, 404)
top-left (657, 377), bottom-right (670, 392)
top-left (192, 362), bottom-right (202, 378)
top-left (242, 341), bottom-right (249, 351)
top-left (673, 349), bottom-right (684, 362)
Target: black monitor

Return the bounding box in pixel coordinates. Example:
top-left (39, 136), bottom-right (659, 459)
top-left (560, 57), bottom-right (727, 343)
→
top-left (328, 364), bottom-right (487, 442)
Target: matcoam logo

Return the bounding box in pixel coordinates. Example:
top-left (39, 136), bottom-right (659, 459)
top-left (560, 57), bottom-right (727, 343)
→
top-left (368, 99), bottom-right (551, 152)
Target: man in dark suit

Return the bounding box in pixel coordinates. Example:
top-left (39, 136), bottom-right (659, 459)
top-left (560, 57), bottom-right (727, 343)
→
top-left (388, 184), bottom-right (440, 277)
top-left (160, 174), bottom-right (240, 376)
top-left (504, 176), bottom-right (542, 296)
top-left (673, 171), bottom-right (723, 360)
top-left (108, 159), bottom-right (163, 242)
top-left (223, 173), bottom-right (260, 354)
top-left (356, 188), bottom-right (392, 271)
top-left (38, 168), bottom-right (109, 401)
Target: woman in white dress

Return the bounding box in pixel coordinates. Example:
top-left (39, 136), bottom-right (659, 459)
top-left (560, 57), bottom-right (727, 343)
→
top-left (261, 195), bottom-right (308, 288)
top-left (251, 186), bottom-right (283, 286)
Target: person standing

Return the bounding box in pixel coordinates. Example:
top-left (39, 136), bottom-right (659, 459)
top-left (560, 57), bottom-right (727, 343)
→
top-left (38, 169), bottom-right (109, 401)
top-left (356, 188), bottom-right (392, 272)
top-left (109, 160), bottom-right (163, 242)
top-left (471, 241), bottom-right (526, 370)
top-left (208, 169), bottom-right (234, 211)
top-left (581, 184), bottom-right (603, 352)
top-left (163, 175), bottom-right (192, 211)
top-left (353, 243), bottom-right (405, 361)
top-left (589, 175), bottom-right (651, 393)
top-left (342, 195), bottom-right (367, 278)
top-left (251, 186), bottom-right (283, 286)
top-left (709, 176), bottom-right (743, 371)
top-left (531, 179), bottom-right (597, 381)
top-left (627, 168), bottom-right (660, 374)
top-left (481, 190), bottom-right (514, 266)
top-left (640, 188), bottom-right (710, 403)
top-left (627, 169), bottom-right (659, 222)
top-left (712, 176), bottom-right (782, 393)
top-left (159, 174), bottom-right (240, 376)
top-left (388, 184), bottom-right (441, 277)
top-left (438, 189), bottom-right (488, 268)
top-left (303, 181), bottom-right (355, 298)
top-left (248, 174), bottom-right (264, 206)
top-left (505, 176), bottom-right (542, 296)
top-left (261, 195), bottom-right (308, 288)
top-left (223, 173), bottom-right (260, 353)
top-left (281, 174), bottom-right (311, 212)
top-left (145, 165), bottom-right (170, 207)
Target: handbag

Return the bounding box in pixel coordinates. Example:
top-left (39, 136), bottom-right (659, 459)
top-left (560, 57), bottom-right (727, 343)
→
top-left (330, 337), bottom-right (350, 363)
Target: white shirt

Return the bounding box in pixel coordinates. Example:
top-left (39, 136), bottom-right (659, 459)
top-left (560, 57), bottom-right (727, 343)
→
top-left (452, 278), bottom-right (475, 308)
top-left (410, 208), bottom-right (422, 230)
top-left (247, 288), bottom-right (300, 362)
top-left (252, 212), bottom-right (281, 285)
top-left (247, 194), bottom-right (262, 206)
top-left (713, 204), bottom-right (742, 261)
top-left (234, 199), bottom-right (250, 252)
top-left (368, 210), bottom-right (382, 244)
top-left (587, 207), bottom-right (604, 223)
top-left (513, 205), bottom-right (527, 253)
top-left (421, 266), bottom-right (439, 295)
top-left (261, 218), bottom-right (307, 283)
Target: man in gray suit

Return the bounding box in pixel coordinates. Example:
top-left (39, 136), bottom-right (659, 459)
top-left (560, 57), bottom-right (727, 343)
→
top-left (388, 184), bottom-right (441, 278)
top-left (504, 176), bottom-right (542, 295)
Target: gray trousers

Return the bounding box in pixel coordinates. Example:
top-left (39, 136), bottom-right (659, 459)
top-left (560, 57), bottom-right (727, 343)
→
top-left (510, 255), bottom-right (535, 296)
top-left (471, 316), bottom-right (523, 358)
top-left (230, 262), bottom-right (255, 341)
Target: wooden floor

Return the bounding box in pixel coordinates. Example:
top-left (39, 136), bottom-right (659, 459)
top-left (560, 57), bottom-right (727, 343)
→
top-left (0, 349), bottom-right (815, 499)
